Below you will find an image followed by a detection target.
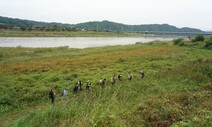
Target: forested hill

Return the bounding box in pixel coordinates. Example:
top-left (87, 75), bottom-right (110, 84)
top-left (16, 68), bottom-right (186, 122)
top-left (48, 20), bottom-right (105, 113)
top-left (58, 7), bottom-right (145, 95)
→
top-left (0, 16), bottom-right (203, 32)
top-left (0, 16), bottom-right (73, 28)
top-left (76, 20), bottom-right (203, 32)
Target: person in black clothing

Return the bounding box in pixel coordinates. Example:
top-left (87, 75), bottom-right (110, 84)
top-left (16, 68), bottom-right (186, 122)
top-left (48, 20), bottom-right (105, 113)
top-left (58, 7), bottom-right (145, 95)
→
top-left (49, 89), bottom-right (55, 104)
top-left (73, 83), bottom-right (78, 93)
top-left (118, 74), bottom-right (122, 81)
top-left (103, 79), bottom-right (106, 87)
top-left (140, 71), bottom-right (145, 79)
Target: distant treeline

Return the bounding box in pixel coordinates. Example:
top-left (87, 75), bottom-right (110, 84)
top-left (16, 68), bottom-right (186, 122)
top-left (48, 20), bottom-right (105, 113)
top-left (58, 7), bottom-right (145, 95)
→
top-left (0, 23), bottom-right (79, 32)
top-left (0, 16), bottom-right (203, 32)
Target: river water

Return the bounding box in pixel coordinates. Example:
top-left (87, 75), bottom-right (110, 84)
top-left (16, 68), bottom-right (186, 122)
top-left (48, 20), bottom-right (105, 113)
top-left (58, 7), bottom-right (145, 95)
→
top-left (0, 37), bottom-right (175, 48)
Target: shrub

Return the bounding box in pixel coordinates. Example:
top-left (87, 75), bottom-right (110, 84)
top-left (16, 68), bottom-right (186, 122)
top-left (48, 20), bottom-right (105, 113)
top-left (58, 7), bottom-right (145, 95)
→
top-left (173, 38), bottom-right (184, 45)
top-left (192, 35), bottom-right (205, 42)
top-left (204, 40), bottom-right (212, 49)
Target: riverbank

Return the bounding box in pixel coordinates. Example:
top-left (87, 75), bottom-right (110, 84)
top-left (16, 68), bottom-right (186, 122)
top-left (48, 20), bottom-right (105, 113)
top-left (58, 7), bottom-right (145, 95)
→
top-left (0, 40), bottom-right (211, 126)
top-left (0, 30), bottom-right (144, 37)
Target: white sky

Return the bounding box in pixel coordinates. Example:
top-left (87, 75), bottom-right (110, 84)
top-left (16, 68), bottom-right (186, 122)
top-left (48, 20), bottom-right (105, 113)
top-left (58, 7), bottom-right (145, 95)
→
top-left (0, 0), bottom-right (211, 31)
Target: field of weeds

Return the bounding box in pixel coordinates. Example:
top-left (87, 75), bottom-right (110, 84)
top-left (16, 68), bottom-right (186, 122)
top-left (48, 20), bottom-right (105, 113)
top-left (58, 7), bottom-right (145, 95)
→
top-left (0, 39), bottom-right (211, 127)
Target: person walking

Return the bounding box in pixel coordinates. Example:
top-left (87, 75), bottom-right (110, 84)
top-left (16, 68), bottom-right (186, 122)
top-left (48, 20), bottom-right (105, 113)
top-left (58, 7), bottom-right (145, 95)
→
top-left (73, 83), bottom-right (78, 93)
top-left (86, 80), bottom-right (91, 91)
top-left (78, 80), bottom-right (83, 91)
top-left (111, 75), bottom-right (116, 85)
top-left (62, 88), bottom-right (67, 100)
top-left (49, 89), bottom-right (55, 104)
top-left (118, 74), bottom-right (122, 81)
top-left (140, 71), bottom-right (145, 79)
top-left (99, 78), bottom-right (106, 88)
top-left (128, 72), bottom-right (132, 81)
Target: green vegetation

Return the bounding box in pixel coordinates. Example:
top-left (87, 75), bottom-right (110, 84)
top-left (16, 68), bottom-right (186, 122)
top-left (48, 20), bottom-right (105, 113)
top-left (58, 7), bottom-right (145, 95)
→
top-left (173, 38), bottom-right (185, 45)
top-left (204, 37), bottom-right (212, 49)
top-left (0, 16), bottom-right (73, 28)
top-left (0, 38), bottom-right (211, 127)
top-left (75, 20), bottom-right (202, 32)
top-left (192, 35), bottom-right (205, 42)
top-left (0, 16), bottom-right (203, 32)
top-left (0, 30), bottom-right (144, 37)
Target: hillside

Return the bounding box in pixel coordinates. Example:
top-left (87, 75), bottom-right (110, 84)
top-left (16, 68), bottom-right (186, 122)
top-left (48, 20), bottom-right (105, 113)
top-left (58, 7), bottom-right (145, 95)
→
top-left (75, 20), bottom-right (203, 32)
top-left (0, 16), bottom-right (203, 32)
top-left (0, 40), bottom-right (211, 127)
top-left (0, 16), bottom-right (73, 28)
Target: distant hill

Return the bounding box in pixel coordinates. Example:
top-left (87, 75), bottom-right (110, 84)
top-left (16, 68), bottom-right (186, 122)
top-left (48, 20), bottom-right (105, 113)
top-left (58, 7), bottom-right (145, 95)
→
top-left (75, 20), bottom-right (203, 32)
top-left (0, 16), bottom-right (203, 32)
top-left (0, 16), bottom-right (73, 28)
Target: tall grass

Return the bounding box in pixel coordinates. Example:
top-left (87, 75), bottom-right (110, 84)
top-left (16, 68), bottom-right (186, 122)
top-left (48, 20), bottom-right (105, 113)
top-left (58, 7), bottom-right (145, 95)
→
top-left (0, 40), bottom-right (211, 126)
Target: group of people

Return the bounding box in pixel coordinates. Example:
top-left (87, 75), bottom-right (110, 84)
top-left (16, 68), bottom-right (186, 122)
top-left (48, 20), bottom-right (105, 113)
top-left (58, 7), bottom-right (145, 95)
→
top-left (49, 71), bottom-right (145, 104)
top-left (73, 80), bottom-right (91, 93)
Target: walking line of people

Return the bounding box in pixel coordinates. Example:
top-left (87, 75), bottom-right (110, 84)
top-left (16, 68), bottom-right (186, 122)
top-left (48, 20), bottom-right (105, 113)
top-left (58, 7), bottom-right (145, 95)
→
top-left (49, 71), bottom-right (145, 104)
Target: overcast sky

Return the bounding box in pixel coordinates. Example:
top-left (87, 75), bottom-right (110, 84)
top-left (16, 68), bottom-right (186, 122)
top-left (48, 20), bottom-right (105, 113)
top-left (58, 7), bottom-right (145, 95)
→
top-left (0, 0), bottom-right (211, 31)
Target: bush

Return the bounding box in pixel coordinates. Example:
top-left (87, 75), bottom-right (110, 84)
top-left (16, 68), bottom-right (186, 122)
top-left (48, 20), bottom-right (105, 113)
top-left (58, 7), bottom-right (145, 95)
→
top-left (173, 38), bottom-right (184, 45)
top-left (192, 35), bottom-right (205, 42)
top-left (204, 39), bottom-right (212, 49)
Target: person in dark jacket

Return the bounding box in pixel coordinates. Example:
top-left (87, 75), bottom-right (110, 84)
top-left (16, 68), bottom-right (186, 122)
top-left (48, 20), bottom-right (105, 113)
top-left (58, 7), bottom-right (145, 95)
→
top-left (140, 71), bottom-right (145, 79)
top-left (73, 83), bottom-right (78, 93)
top-left (118, 74), bottom-right (122, 81)
top-left (49, 89), bottom-right (55, 104)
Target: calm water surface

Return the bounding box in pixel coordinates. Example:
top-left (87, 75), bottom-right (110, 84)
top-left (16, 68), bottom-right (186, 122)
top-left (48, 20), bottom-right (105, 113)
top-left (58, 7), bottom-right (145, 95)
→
top-left (0, 37), bottom-right (174, 48)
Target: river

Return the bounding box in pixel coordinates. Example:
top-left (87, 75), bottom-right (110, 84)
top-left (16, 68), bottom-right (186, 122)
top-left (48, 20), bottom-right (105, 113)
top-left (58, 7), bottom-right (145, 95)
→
top-left (0, 37), bottom-right (175, 48)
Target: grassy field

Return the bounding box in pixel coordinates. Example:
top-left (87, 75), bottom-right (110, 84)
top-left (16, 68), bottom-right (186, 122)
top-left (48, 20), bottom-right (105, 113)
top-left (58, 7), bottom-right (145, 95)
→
top-left (0, 39), bottom-right (211, 127)
top-left (0, 30), bottom-right (144, 37)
